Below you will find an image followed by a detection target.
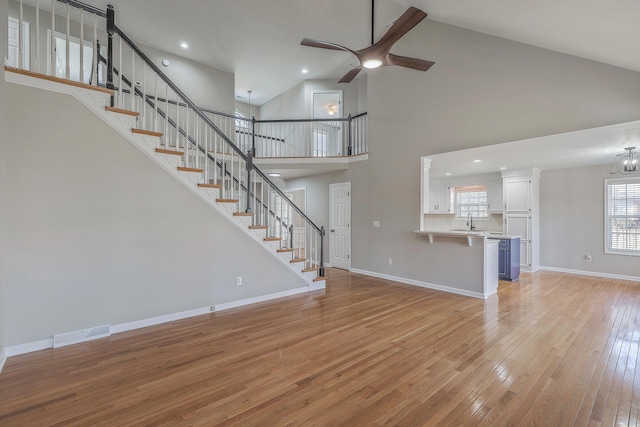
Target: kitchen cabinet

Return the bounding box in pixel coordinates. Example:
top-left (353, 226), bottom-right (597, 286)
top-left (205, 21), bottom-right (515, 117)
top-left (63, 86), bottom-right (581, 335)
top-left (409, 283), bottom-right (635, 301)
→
top-left (487, 179), bottom-right (503, 212)
top-left (429, 184), bottom-right (452, 213)
top-left (493, 237), bottom-right (520, 281)
top-left (501, 169), bottom-right (539, 271)
top-left (504, 178), bottom-right (530, 213)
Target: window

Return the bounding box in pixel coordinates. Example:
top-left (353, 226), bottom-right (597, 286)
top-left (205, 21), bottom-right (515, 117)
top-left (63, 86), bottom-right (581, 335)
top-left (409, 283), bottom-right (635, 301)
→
top-left (455, 185), bottom-right (488, 219)
top-left (7, 17), bottom-right (30, 69)
top-left (605, 178), bottom-right (640, 255)
top-left (312, 129), bottom-right (328, 157)
top-left (234, 108), bottom-right (250, 129)
top-left (47, 31), bottom-right (96, 84)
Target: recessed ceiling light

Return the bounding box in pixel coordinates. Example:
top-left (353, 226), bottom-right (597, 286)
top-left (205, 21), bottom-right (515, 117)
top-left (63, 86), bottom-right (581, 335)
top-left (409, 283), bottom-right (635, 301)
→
top-left (180, 42), bottom-right (189, 49)
top-left (499, 166), bottom-right (507, 170)
top-left (445, 173), bottom-right (451, 176)
top-left (473, 159), bottom-right (482, 163)
top-left (301, 68), bottom-right (308, 74)
top-left (268, 173), bottom-right (281, 177)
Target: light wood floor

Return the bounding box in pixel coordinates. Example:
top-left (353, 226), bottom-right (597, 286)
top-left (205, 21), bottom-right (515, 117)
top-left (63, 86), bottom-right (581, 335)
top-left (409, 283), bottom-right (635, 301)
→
top-left (1, 269), bottom-right (639, 426)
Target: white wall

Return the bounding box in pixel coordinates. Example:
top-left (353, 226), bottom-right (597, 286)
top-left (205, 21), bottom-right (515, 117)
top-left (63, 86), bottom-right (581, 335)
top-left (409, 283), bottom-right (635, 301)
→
top-left (259, 79), bottom-right (365, 120)
top-left (5, 83), bottom-right (305, 347)
top-left (140, 44), bottom-right (235, 114)
top-left (540, 164), bottom-right (639, 277)
top-left (259, 81), bottom-right (306, 119)
top-left (1, 0), bottom-right (9, 353)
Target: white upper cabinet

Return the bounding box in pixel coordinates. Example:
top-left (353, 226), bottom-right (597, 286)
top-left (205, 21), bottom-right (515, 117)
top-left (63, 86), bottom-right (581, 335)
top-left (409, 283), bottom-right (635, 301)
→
top-left (487, 179), bottom-right (503, 212)
top-left (504, 178), bottom-right (531, 213)
top-left (429, 184), bottom-right (452, 213)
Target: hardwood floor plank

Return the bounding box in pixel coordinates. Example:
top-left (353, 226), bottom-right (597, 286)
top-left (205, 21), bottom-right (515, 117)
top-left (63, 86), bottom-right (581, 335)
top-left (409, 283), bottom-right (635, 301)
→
top-left (0, 269), bottom-right (639, 426)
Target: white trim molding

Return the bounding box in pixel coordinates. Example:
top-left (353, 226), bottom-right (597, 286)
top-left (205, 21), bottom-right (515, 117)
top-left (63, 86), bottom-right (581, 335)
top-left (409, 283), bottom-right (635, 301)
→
top-left (350, 268), bottom-right (491, 299)
top-left (540, 266), bottom-right (640, 283)
top-left (110, 307), bottom-right (213, 335)
top-left (214, 286), bottom-right (310, 311)
top-left (6, 338), bottom-right (53, 358)
top-left (0, 348), bottom-right (8, 373)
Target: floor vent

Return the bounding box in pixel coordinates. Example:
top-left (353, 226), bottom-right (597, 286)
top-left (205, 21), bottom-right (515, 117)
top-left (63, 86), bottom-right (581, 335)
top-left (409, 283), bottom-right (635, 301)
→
top-left (53, 325), bottom-right (111, 348)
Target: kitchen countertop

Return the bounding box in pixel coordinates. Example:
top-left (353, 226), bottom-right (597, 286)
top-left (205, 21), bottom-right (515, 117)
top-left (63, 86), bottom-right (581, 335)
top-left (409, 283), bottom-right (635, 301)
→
top-left (487, 234), bottom-right (521, 239)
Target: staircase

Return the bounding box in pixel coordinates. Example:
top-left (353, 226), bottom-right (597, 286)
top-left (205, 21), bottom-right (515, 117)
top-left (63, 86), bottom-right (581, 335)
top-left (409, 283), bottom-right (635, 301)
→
top-left (5, 66), bottom-right (325, 290)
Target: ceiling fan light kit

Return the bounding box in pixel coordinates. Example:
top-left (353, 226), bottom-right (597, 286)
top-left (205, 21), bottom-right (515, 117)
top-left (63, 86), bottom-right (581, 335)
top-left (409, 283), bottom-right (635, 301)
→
top-left (301, 0), bottom-right (434, 83)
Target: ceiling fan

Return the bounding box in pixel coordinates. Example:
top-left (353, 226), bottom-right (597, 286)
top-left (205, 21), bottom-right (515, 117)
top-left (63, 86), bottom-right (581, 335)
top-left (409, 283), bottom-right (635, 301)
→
top-left (300, 0), bottom-right (435, 83)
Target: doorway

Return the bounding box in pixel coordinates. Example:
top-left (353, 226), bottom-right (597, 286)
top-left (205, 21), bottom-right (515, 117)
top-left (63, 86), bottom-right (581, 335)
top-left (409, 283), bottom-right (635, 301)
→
top-left (312, 91), bottom-right (343, 156)
top-left (330, 182), bottom-right (351, 270)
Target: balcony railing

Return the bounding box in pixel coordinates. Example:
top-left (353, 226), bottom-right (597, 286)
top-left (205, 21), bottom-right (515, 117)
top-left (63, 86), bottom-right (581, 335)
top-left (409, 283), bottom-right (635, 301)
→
top-left (202, 110), bottom-right (368, 158)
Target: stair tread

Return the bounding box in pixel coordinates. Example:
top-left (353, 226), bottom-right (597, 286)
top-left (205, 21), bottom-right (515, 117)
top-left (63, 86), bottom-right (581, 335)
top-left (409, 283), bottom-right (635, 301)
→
top-left (276, 248), bottom-right (293, 252)
top-left (302, 267), bottom-right (317, 273)
top-left (266, 237), bottom-right (283, 242)
top-left (217, 199), bottom-right (239, 203)
top-left (249, 225), bottom-right (269, 229)
top-left (313, 276), bottom-right (326, 282)
top-left (233, 212), bottom-right (254, 217)
top-left (290, 258), bottom-right (306, 263)
top-left (132, 128), bottom-right (163, 137)
top-left (5, 66), bottom-right (114, 94)
top-left (105, 106), bottom-right (140, 117)
top-left (177, 167), bottom-right (204, 173)
top-left (198, 183), bottom-right (222, 188)
top-left (156, 148), bottom-right (184, 156)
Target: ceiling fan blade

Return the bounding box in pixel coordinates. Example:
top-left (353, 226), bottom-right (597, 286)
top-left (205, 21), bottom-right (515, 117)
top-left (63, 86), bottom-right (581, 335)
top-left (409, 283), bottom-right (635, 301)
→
top-left (385, 53), bottom-right (435, 71)
top-left (338, 68), bottom-right (362, 83)
top-left (371, 7), bottom-right (427, 55)
top-left (300, 38), bottom-right (352, 52)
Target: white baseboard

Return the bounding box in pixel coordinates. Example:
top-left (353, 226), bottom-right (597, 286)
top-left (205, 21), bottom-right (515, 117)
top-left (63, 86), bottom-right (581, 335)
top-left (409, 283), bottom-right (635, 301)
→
top-left (1, 286), bottom-right (315, 365)
top-left (0, 348), bottom-right (8, 373)
top-left (540, 266), bottom-right (640, 283)
top-left (5, 338), bottom-right (53, 358)
top-left (110, 307), bottom-right (213, 335)
top-left (349, 268), bottom-right (489, 299)
top-left (214, 286), bottom-right (309, 311)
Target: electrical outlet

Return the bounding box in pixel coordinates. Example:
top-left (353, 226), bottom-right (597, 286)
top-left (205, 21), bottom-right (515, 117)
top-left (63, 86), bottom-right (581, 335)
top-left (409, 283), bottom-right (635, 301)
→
top-left (236, 276), bottom-right (243, 286)
top-left (388, 258), bottom-right (393, 265)
top-left (585, 255), bottom-right (592, 263)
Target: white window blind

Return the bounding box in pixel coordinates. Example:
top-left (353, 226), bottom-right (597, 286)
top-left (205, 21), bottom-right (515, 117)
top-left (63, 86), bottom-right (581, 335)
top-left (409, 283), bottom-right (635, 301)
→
top-left (606, 178), bottom-right (640, 255)
top-left (455, 185), bottom-right (488, 219)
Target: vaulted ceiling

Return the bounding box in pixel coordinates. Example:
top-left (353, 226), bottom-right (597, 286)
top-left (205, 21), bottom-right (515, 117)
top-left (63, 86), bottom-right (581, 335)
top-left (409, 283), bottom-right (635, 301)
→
top-left (80, 0), bottom-right (640, 106)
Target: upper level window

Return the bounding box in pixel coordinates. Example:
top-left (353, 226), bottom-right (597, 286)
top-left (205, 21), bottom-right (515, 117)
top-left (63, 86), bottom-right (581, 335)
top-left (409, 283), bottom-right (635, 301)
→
top-left (234, 108), bottom-right (250, 129)
top-left (455, 185), bottom-right (488, 219)
top-left (605, 177), bottom-right (640, 256)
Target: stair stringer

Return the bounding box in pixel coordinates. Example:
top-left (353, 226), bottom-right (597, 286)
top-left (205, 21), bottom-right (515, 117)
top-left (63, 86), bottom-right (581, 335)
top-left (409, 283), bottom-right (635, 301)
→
top-left (5, 70), bottom-right (325, 290)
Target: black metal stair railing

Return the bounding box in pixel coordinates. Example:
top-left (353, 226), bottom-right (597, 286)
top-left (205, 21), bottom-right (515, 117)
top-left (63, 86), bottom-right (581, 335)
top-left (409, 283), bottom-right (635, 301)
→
top-left (7, 0), bottom-right (326, 277)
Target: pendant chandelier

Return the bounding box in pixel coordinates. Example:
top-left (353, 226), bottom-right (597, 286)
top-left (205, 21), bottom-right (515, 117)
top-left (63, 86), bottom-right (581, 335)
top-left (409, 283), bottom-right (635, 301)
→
top-left (611, 147), bottom-right (640, 174)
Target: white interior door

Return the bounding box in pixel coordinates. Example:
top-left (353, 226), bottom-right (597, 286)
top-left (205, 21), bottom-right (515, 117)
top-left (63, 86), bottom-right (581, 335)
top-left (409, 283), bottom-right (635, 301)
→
top-left (330, 182), bottom-right (351, 270)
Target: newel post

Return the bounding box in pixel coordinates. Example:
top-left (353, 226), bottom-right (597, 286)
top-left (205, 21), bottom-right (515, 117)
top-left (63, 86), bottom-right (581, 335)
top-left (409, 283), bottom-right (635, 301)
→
top-left (106, 5), bottom-right (115, 104)
top-left (251, 116), bottom-right (256, 156)
top-left (347, 114), bottom-right (353, 156)
top-left (245, 150), bottom-right (253, 213)
top-left (319, 226), bottom-right (326, 277)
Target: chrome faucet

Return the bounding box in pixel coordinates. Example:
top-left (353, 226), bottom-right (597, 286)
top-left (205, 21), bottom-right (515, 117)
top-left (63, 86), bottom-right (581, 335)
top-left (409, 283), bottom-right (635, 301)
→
top-left (467, 213), bottom-right (475, 231)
